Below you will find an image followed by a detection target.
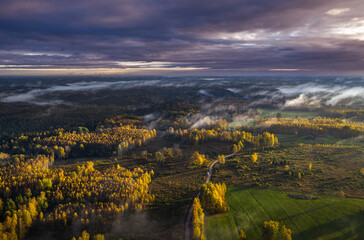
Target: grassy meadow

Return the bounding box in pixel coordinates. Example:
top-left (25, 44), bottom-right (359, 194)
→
top-left (257, 109), bottom-right (321, 119)
top-left (205, 187), bottom-right (364, 240)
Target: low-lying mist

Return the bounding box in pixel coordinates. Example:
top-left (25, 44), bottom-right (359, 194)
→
top-left (0, 76), bottom-right (362, 108)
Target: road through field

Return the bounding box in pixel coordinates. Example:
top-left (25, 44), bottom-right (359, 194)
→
top-left (184, 151), bottom-right (237, 240)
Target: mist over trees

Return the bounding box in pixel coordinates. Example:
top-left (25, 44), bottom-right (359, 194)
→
top-left (0, 76), bottom-right (362, 239)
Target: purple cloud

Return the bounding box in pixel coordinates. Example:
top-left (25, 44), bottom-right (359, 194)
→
top-left (0, 0), bottom-right (364, 75)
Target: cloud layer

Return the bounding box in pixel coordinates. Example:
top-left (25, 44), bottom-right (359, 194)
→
top-left (0, 0), bottom-right (364, 75)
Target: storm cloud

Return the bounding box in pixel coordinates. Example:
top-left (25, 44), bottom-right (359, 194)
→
top-left (0, 0), bottom-right (364, 75)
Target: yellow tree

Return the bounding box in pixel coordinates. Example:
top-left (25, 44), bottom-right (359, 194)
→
top-left (200, 182), bottom-right (228, 213)
top-left (191, 152), bottom-right (207, 167)
top-left (192, 198), bottom-right (205, 240)
top-left (279, 224), bottom-right (292, 240)
top-left (239, 229), bottom-right (247, 240)
top-left (93, 234), bottom-right (105, 240)
top-left (251, 153), bottom-right (258, 163)
top-left (78, 230), bottom-right (90, 240)
top-left (155, 151), bottom-right (165, 163)
top-left (217, 155), bottom-right (225, 164)
top-left (233, 144), bottom-right (239, 152)
top-left (262, 221), bottom-right (279, 240)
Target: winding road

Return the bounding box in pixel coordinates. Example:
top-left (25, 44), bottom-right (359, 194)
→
top-left (184, 151), bottom-right (238, 240)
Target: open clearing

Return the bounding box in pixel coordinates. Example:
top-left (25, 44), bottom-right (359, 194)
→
top-left (205, 186), bottom-right (364, 240)
top-left (257, 108), bottom-right (321, 119)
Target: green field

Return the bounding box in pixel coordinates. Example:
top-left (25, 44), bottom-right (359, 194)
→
top-left (229, 108), bottom-right (321, 129)
top-left (276, 134), bottom-right (347, 144)
top-left (205, 187), bottom-right (364, 240)
top-left (257, 108), bottom-right (320, 119)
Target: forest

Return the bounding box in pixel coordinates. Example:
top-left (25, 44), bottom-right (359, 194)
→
top-left (0, 76), bottom-right (363, 240)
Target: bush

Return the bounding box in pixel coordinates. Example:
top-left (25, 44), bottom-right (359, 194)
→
top-left (262, 220), bottom-right (292, 240)
top-left (191, 152), bottom-right (207, 167)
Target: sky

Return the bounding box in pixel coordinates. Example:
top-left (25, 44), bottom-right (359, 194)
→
top-left (0, 0), bottom-right (364, 76)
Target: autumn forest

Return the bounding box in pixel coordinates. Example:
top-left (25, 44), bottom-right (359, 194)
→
top-left (0, 76), bottom-right (363, 240)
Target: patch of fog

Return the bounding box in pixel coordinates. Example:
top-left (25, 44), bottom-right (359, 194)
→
top-left (251, 90), bottom-right (272, 96)
top-left (0, 80), bottom-right (165, 104)
top-left (335, 135), bottom-right (364, 144)
top-left (227, 88), bottom-right (242, 94)
top-left (283, 94), bottom-right (321, 108)
top-left (326, 87), bottom-right (364, 105)
top-left (144, 112), bottom-right (159, 121)
top-left (209, 104), bottom-right (237, 112)
top-left (201, 77), bottom-right (224, 81)
top-left (259, 117), bottom-right (279, 127)
top-left (1, 78), bottom-right (363, 108)
top-left (278, 83), bottom-right (337, 96)
top-left (143, 112), bottom-right (162, 130)
top-left (248, 97), bottom-right (276, 107)
top-left (1, 89), bottom-right (43, 103)
top-left (188, 107), bottom-right (258, 130)
top-left (109, 212), bottom-right (179, 240)
top-left (279, 83), bottom-right (364, 108)
top-left (0, 88), bottom-right (68, 105)
top-left (29, 99), bottom-right (67, 106)
top-left (201, 103), bottom-right (212, 110)
top-left (198, 89), bottom-right (211, 96)
top-left (0, 79), bottom-right (226, 104)
top-left (190, 116), bottom-right (212, 129)
top-left (231, 114), bottom-right (255, 127)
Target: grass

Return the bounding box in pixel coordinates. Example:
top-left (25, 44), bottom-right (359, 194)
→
top-left (257, 108), bottom-right (321, 119)
top-left (229, 108), bottom-right (321, 129)
top-left (212, 143), bottom-right (364, 198)
top-left (276, 134), bottom-right (343, 145)
top-left (205, 187), bottom-right (364, 240)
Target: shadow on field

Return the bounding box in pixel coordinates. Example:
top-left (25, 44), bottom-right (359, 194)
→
top-left (280, 202), bottom-right (337, 221)
top-left (293, 211), bottom-right (364, 240)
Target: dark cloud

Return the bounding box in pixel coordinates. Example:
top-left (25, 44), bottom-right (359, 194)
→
top-left (0, 0), bottom-right (363, 75)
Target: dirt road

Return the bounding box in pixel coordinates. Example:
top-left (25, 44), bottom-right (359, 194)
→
top-left (184, 151), bottom-right (237, 240)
